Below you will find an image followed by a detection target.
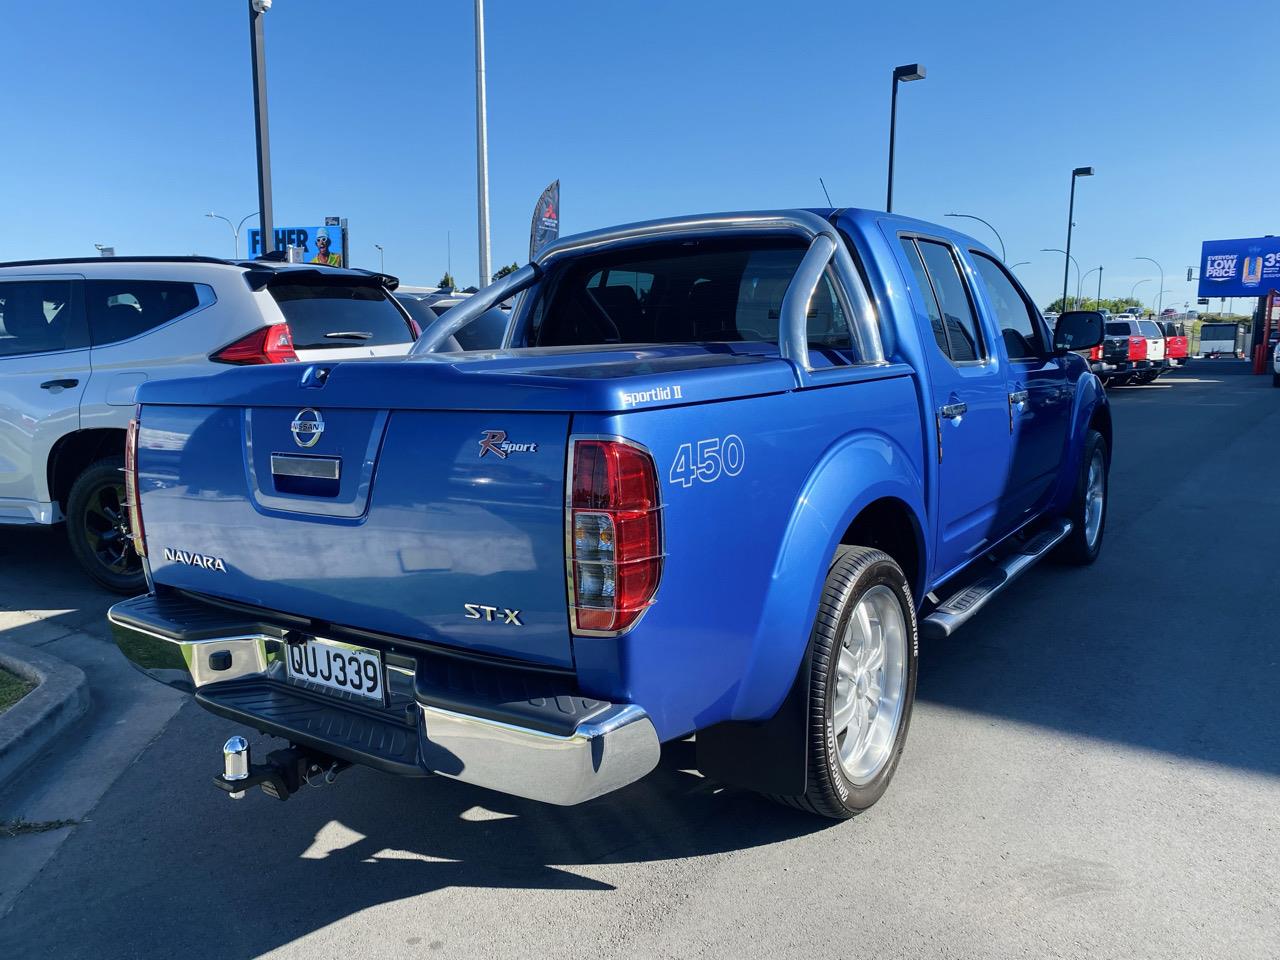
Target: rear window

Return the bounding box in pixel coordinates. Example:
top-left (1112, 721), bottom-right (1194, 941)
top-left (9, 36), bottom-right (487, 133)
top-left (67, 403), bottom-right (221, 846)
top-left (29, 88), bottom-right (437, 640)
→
top-left (1105, 322), bottom-right (1131, 336)
top-left (525, 239), bottom-right (855, 358)
top-left (270, 282), bottom-right (413, 349)
top-left (396, 296), bottom-right (508, 351)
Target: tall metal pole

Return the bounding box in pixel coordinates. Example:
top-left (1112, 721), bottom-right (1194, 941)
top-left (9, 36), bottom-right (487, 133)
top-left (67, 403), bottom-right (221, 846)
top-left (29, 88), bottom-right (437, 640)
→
top-left (1063, 174), bottom-right (1077, 311)
top-left (474, 0), bottom-right (492, 288)
top-left (1097, 266), bottom-right (1103, 310)
top-left (886, 78), bottom-right (899, 213)
top-left (1134, 257), bottom-right (1164, 317)
top-left (248, 1), bottom-right (274, 255)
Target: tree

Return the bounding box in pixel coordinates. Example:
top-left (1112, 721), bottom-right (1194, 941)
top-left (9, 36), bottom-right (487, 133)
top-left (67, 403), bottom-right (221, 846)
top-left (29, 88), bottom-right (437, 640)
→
top-left (492, 262), bottom-right (519, 282)
top-left (437, 271), bottom-right (456, 290)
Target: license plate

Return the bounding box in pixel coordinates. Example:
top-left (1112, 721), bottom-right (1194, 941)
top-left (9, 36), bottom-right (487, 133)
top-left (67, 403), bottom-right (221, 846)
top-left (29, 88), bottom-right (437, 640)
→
top-left (285, 638), bottom-right (384, 702)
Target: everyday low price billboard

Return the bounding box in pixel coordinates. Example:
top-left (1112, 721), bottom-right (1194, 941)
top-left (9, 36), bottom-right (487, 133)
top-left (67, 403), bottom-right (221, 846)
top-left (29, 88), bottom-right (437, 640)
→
top-left (1198, 236), bottom-right (1280, 297)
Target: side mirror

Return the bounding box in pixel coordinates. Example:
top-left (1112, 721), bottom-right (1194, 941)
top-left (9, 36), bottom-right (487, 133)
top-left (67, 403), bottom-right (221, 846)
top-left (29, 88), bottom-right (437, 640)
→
top-left (1052, 310), bottom-right (1105, 353)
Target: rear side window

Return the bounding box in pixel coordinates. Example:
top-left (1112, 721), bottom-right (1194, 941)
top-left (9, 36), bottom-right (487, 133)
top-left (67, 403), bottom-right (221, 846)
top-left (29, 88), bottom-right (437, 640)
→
top-left (970, 253), bottom-right (1045, 360)
top-left (1138, 320), bottom-right (1162, 338)
top-left (85, 280), bottom-right (205, 346)
top-left (0, 280), bottom-right (82, 357)
top-left (527, 239), bottom-right (855, 358)
top-left (270, 282), bottom-right (413, 349)
top-left (912, 239), bottom-right (985, 362)
top-left (899, 238), bottom-right (950, 356)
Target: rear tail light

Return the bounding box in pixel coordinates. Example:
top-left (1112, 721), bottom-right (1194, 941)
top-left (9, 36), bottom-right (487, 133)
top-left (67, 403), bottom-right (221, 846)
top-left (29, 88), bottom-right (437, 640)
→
top-left (568, 438), bottom-right (663, 635)
top-left (124, 413), bottom-right (147, 559)
top-left (211, 322), bottom-right (298, 365)
top-left (1088, 344), bottom-right (1102, 361)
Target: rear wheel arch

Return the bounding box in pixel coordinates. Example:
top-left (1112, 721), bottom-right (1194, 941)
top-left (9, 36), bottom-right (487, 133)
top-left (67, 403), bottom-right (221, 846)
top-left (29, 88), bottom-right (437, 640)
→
top-left (839, 496), bottom-right (925, 604)
top-left (48, 429), bottom-right (126, 512)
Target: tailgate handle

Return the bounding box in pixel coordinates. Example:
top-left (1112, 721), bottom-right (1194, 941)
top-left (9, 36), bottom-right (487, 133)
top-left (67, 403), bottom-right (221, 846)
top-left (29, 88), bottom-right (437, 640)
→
top-left (270, 454), bottom-right (340, 481)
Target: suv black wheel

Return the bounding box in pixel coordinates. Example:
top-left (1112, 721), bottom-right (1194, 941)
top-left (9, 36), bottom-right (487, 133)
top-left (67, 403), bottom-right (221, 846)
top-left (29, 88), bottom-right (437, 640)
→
top-left (66, 456), bottom-right (145, 594)
top-left (773, 546), bottom-right (918, 819)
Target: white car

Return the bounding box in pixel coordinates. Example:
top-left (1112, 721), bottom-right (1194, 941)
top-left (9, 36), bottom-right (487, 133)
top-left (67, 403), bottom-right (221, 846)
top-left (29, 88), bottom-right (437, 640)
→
top-left (1272, 339), bottom-right (1280, 387)
top-left (0, 256), bottom-right (417, 591)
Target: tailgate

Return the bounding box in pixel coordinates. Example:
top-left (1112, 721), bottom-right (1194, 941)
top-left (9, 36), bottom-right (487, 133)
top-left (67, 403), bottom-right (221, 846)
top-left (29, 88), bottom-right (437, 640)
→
top-left (137, 404), bottom-right (574, 667)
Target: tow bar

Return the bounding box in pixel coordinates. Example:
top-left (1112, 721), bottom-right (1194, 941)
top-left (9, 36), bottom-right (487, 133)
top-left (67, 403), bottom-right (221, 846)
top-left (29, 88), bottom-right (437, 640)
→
top-left (214, 736), bottom-right (349, 801)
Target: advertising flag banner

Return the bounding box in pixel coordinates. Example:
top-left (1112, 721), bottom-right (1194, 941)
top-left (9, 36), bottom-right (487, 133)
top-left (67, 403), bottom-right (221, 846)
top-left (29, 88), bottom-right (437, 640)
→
top-left (529, 180), bottom-right (560, 260)
top-left (1198, 237), bottom-right (1280, 298)
top-left (248, 225), bottom-right (344, 265)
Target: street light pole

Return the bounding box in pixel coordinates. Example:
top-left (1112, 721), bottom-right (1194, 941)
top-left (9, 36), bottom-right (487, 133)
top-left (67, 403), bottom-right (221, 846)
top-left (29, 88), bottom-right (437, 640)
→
top-left (945, 213), bottom-right (1006, 262)
top-left (1009, 260), bottom-right (1030, 270)
top-left (886, 64), bottom-right (925, 213)
top-left (1063, 166), bottom-right (1094, 313)
top-left (206, 211), bottom-right (258, 259)
top-left (1042, 248), bottom-right (1080, 309)
top-left (1097, 265), bottom-right (1103, 311)
top-left (248, 0), bottom-right (274, 255)
top-left (474, 0), bottom-right (492, 287)
top-left (1081, 266), bottom-right (1100, 307)
top-left (1129, 277), bottom-right (1151, 309)
top-left (374, 243), bottom-right (385, 274)
top-left (1134, 256), bottom-right (1165, 317)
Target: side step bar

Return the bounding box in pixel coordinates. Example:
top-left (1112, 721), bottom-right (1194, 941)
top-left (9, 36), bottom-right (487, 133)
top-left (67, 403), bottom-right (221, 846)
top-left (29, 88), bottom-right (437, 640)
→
top-left (920, 519), bottom-right (1072, 639)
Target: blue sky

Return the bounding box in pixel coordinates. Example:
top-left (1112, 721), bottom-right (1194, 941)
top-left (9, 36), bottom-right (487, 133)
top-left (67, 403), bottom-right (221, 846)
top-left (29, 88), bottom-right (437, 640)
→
top-left (1, 0), bottom-right (1276, 311)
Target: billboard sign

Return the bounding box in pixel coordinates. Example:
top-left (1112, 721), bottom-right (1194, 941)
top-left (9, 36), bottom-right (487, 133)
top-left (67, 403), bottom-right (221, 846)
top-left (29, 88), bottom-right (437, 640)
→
top-left (1198, 236), bottom-right (1280, 297)
top-left (248, 225), bottom-right (344, 265)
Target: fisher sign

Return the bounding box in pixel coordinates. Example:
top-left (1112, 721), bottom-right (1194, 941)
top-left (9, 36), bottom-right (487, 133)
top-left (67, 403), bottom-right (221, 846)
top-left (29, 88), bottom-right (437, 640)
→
top-left (248, 225), bottom-right (345, 265)
top-left (1198, 236), bottom-right (1280, 297)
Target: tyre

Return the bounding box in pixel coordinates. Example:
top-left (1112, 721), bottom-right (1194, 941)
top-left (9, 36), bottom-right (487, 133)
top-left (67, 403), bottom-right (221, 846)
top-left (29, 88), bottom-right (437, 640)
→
top-left (1054, 429), bottom-right (1108, 566)
top-left (775, 547), bottom-right (918, 819)
top-left (65, 456), bottom-right (145, 594)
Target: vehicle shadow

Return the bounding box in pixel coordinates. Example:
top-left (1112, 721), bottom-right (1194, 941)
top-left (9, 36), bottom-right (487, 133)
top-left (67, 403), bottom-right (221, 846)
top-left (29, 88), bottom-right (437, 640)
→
top-left (917, 357), bottom-right (1280, 778)
top-left (2, 702), bottom-right (829, 959)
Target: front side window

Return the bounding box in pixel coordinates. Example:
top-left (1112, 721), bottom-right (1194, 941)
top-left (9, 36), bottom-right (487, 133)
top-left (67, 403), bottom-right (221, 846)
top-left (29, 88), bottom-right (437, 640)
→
top-left (0, 280), bottom-right (79, 357)
top-left (85, 280), bottom-right (205, 346)
top-left (915, 239), bottom-right (985, 362)
top-left (970, 253), bottom-right (1045, 360)
top-left (526, 239), bottom-right (856, 358)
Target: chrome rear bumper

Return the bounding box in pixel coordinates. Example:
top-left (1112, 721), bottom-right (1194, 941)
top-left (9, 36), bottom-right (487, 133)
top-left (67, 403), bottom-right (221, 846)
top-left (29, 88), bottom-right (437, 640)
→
top-left (109, 595), bottom-right (660, 806)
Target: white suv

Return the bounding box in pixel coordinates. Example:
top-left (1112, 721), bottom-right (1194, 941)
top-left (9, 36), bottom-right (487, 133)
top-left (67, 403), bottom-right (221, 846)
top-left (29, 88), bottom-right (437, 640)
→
top-left (0, 256), bottom-right (416, 591)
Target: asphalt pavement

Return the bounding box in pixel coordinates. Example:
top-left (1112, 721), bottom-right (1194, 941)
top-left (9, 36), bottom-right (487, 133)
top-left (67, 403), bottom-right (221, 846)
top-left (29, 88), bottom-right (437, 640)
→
top-left (1, 361), bottom-right (1276, 959)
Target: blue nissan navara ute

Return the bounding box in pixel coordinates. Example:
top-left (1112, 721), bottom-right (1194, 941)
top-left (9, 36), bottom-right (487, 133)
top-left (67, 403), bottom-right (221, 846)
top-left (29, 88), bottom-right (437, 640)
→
top-left (110, 209), bottom-right (1110, 819)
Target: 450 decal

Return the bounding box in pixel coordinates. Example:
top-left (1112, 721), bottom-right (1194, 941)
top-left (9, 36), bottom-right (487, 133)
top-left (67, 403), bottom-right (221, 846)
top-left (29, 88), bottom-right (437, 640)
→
top-left (668, 435), bottom-right (745, 487)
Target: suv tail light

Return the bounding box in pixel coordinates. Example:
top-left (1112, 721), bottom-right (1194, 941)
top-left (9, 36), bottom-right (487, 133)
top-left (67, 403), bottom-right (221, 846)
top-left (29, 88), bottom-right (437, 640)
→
top-left (1088, 344), bottom-right (1102, 361)
top-left (568, 438), bottom-right (663, 635)
top-left (211, 323), bottom-right (298, 365)
top-left (124, 413), bottom-right (147, 559)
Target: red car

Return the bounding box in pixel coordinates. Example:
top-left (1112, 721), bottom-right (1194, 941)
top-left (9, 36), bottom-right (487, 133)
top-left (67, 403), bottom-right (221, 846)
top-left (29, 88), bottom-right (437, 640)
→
top-left (1162, 321), bottom-right (1189, 370)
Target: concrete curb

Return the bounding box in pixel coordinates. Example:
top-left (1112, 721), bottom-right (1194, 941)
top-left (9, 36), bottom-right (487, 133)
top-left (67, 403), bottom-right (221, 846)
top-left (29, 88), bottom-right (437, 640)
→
top-left (0, 641), bottom-right (90, 791)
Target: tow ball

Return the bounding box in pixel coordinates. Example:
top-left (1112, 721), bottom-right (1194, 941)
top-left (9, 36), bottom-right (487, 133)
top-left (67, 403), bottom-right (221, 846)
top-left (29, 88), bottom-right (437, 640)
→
top-left (215, 736), bottom-right (349, 801)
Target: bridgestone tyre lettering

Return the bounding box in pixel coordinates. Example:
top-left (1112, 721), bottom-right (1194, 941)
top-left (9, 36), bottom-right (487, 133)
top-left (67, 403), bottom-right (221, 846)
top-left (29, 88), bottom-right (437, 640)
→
top-left (772, 547), bottom-right (918, 819)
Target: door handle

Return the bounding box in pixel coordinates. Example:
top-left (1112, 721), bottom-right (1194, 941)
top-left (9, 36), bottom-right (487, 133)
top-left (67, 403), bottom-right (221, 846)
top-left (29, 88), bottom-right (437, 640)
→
top-left (940, 402), bottom-right (968, 420)
top-left (1008, 389), bottom-right (1029, 406)
top-left (40, 378), bottom-right (79, 390)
